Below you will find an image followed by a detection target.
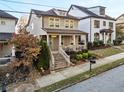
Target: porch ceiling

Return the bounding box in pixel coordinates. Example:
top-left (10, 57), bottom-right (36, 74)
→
top-left (100, 29), bottom-right (113, 33)
top-left (43, 28), bottom-right (88, 35)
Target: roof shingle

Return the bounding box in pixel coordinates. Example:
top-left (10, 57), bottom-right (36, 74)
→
top-left (0, 10), bottom-right (17, 19)
top-left (71, 5), bottom-right (115, 21)
top-left (43, 28), bottom-right (88, 34)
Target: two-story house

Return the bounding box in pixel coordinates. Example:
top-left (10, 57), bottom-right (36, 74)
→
top-left (27, 8), bottom-right (88, 51)
top-left (26, 8), bottom-right (88, 70)
top-left (68, 5), bottom-right (116, 44)
top-left (0, 10), bottom-right (17, 58)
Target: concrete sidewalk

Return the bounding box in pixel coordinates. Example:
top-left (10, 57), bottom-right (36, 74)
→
top-left (36, 52), bottom-right (124, 89)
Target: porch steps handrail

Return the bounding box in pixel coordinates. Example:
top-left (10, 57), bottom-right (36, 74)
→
top-left (49, 47), bottom-right (55, 71)
top-left (59, 47), bottom-right (71, 66)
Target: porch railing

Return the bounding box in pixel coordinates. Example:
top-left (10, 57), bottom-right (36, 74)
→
top-left (62, 45), bottom-right (86, 51)
top-left (59, 47), bottom-right (71, 66)
top-left (49, 47), bottom-right (55, 71)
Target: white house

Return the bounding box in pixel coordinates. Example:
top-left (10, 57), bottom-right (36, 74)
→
top-left (0, 10), bottom-right (17, 58)
top-left (68, 5), bottom-right (116, 44)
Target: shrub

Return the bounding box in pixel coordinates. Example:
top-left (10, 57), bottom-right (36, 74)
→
top-left (82, 53), bottom-right (89, 59)
top-left (93, 40), bottom-right (99, 47)
top-left (36, 40), bottom-right (50, 70)
top-left (88, 42), bottom-right (93, 49)
top-left (76, 54), bottom-right (83, 61)
top-left (99, 40), bottom-right (104, 45)
top-left (113, 38), bottom-right (122, 45)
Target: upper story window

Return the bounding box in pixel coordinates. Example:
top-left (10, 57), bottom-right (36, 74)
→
top-left (70, 20), bottom-right (74, 28)
top-left (103, 21), bottom-right (106, 26)
top-left (94, 20), bottom-right (100, 28)
top-left (49, 17), bottom-right (60, 28)
top-left (49, 17), bottom-right (54, 27)
top-left (1, 21), bottom-right (6, 25)
top-left (65, 20), bottom-right (69, 28)
top-left (64, 19), bottom-right (74, 29)
top-left (100, 8), bottom-right (105, 15)
top-left (109, 22), bottom-right (113, 29)
top-left (55, 18), bottom-right (60, 28)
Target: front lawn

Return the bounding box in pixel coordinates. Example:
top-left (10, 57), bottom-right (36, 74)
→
top-left (89, 47), bottom-right (123, 58)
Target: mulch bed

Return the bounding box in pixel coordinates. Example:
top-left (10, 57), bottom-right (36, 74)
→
top-left (89, 45), bottom-right (110, 50)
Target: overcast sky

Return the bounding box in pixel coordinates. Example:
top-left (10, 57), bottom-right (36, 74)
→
top-left (0, 0), bottom-right (124, 18)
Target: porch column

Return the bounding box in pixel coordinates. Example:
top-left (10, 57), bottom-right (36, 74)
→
top-left (59, 35), bottom-right (62, 47)
top-left (12, 44), bottom-right (15, 57)
top-left (73, 35), bottom-right (76, 45)
top-left (104, 33), bottom-right (106, 44)
top-left (47, 35), bottom-right (50, 46)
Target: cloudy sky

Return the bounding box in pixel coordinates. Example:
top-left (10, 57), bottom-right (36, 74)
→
top-left (0, 0), bottom-right (124, 18)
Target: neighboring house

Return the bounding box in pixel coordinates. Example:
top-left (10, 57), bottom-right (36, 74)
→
top-left (16, 15), bottom-right (29, 33)
top-left (68, 5), bottom-right (116, 44)
top-left (116, 14), bottom-right (124, 33)
top-left (27, 8), bottom-right (88, 51)
top-left (0, 10), bottom-right (17, 58)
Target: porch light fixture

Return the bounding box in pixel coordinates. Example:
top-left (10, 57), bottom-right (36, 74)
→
top-left (51, 35), bottom-right (57, 38)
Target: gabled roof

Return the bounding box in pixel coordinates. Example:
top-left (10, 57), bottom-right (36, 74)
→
top-left (69, 5), bottom-right (115, 21)
top-left (0, 10), bottom-right (17, 19)
top-left (116, 14), bottom-right (124, 20)
top-left (31, 9), bottom-right (79, 20)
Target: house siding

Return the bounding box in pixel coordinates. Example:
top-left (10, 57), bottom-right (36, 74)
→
top-left (43, 16), bottom-right (78, 30)
top-left (0, 18), bottom-right (16, 33)
top-left (27, 12), bottom-right (47, 36)
top-left (68, 6), bottom-right (88, 18)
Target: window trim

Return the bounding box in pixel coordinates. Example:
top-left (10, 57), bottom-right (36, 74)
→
top-left (109, 22), bottom-right (113, 29)
top-left (1, 20), bottom-right (6, 25)
top-left (103, 21), bottom-right (106, 26)
top-left (94, 20), bottom-right (100, 28)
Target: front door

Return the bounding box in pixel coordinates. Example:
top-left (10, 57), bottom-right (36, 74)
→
top-left (50, 35), bottom-right (59, 51)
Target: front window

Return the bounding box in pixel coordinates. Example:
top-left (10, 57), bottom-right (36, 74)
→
top-left (109, 22), bottom-right (113, 29)
top-left (103, 21), bottom-right (106, 26)
top-left (94, 20), bottom-right (100, 28)
top-left (55, 18), bottom-right (60, 28)
top-left (65, 20), bottom-right (69, 28)
top-left (70, 20), bottom-right (74, 28)
top-left (49, 17), bottom-right (54, 27)
top-left (49, 17), bottom-right (60, 28)
top-left (1, 21), bottom-right (6, 25)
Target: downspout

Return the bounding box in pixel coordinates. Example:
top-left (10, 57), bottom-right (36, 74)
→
top-left (90, 17), bottom-right (92, 42)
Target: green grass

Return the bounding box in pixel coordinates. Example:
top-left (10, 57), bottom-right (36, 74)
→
top-left (89, 47), bottom-right (123, 58)
top-left (35, 58), bottom-right (124, 92)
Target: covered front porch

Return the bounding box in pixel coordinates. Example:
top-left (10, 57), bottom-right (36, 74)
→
top-left (94, 29), bottom-right (114, 44)
top-left (42, 28), bottom-right (88, 52)
top-left (46, 34), bottom-right (87, 51)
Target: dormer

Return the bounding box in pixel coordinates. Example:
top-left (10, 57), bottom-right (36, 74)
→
top-left (53, 8), bottom-right (67, 16)
top-left (87, 6), bottom-right (106, 16)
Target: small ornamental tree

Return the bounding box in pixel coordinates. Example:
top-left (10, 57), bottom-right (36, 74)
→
top-left (10, 28), bottom-right (40, 79)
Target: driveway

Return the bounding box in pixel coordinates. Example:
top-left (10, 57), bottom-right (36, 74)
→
top-left (60, 65), bottom-right (124, 92)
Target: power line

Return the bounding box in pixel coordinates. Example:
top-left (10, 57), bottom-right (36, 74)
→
top-left (0, 2), bottom-right (16, 11)
top-left (2, 10), bottom-right (31, 14)
top-left (0, 0), bottom-right (67, 9)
